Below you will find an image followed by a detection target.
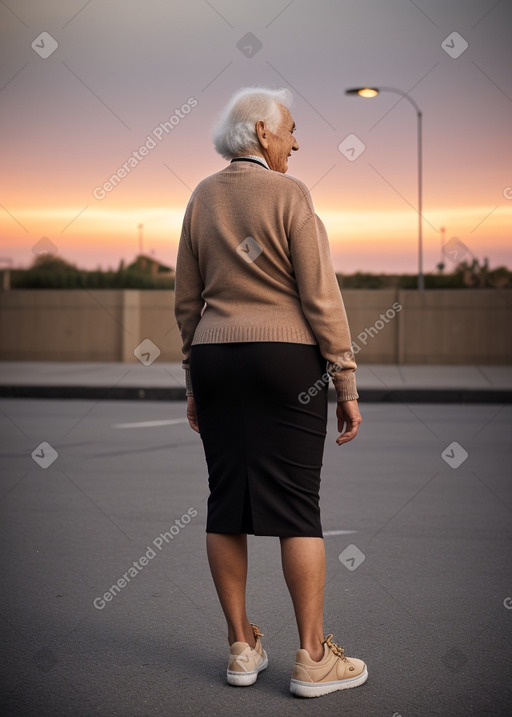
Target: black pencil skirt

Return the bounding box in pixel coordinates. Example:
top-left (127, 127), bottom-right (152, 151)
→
top-left (189, 342), bottom-right (328, 537)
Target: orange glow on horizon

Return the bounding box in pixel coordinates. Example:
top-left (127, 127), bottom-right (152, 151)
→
top-left (1, 201), bottom-right (510, 273)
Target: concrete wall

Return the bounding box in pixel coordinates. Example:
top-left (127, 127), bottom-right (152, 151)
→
top-left (1, 289), bottom-right (511, 364)
top-left (342, 290), bottom-right (400, 364)
top-left (0, 290), bottom-right (124, 361)
top-left (396, 290), bottom-right (512, 364)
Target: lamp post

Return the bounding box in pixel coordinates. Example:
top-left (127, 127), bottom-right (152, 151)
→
top-left (345, 87), bottom-right (424, 290)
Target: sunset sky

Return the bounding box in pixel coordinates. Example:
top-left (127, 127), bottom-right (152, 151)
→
top-left (1, 0), bottom-right (511, 274)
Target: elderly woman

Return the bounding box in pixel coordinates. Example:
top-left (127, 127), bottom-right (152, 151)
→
top-left (174, 87), bottom-right (367, 698)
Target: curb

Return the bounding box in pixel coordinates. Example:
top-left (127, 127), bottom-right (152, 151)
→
top-left (0, 386), bottom-right (511, 403)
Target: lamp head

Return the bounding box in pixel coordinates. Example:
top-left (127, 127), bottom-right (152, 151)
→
top-left (345, 87), bottom-right (379, 98)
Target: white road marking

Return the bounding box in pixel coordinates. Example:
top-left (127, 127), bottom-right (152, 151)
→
top-left (112, 418), bottom-right (189, 429)
top-left (323, 530), bottom-right (357, 536)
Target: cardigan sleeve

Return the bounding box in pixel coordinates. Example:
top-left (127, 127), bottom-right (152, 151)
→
top-left (174, 215), bottom-right (204, 397)
top-left (289, 205), bottom-right (358, 402)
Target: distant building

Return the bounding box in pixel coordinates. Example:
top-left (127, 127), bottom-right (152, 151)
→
top-left (126, 254), bottom-right (175, 279)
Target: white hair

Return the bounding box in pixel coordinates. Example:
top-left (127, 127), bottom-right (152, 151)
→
top-left (212, 87), bottom-right (293, 160)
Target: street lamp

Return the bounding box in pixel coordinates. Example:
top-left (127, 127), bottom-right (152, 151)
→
top-left (345, 87), bottom-right (424, 290)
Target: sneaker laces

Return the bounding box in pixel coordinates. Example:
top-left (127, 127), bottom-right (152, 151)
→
top-left (324, 634), bottom-right (349, 662)
top-left (250, 623), bottom-right (264, 639)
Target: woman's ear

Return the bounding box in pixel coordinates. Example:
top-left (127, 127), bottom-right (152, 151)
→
top-left (255, 120), bottom-right (269, 149)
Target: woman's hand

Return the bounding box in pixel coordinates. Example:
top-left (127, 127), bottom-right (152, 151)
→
top-left (336, 399), bottom-right (362, 446)
top-left (186, 396), bottom-right (200, 433)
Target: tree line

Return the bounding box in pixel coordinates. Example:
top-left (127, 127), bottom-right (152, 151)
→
top-left (3, 254), bottom-right (511, 290)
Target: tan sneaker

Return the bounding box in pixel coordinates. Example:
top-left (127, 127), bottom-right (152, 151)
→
top-left (227, 623), bottom-right (268, 686)
top-left (290, 634), bottom-right (368, 697)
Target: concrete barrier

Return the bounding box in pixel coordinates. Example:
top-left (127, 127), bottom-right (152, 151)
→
top-left (0, 289), bottom-right (511, 363)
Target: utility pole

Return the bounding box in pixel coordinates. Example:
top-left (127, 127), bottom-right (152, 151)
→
top-left (138, 224), bottom-right (144, 256)
top-left (439, 226), bottom-right (445, 272)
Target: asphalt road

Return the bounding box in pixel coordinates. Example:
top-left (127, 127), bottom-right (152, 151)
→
top-left (1, 398), bottom-right (511, 716)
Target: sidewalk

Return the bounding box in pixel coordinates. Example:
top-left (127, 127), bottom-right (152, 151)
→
top-left (1, 362), bottom-right (511, 402)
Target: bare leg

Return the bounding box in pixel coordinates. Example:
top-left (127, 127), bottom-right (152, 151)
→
top-left (206, 533), bottom-right (256, 647)
top-left (280, 537), bottom-right (325, 661)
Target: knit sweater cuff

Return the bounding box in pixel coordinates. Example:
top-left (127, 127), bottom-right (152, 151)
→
top-left (331, 373), bottom-right (359, 402)
top-left (184, 368), bottom-right (193, 397)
